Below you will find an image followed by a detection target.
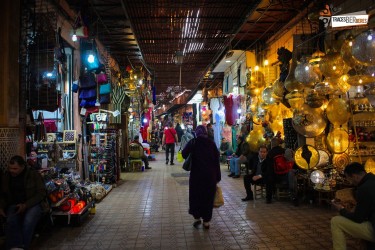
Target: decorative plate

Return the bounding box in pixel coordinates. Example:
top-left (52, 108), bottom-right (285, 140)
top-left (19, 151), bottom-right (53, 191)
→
top-left (333, 153), bottom-right (351, 171)
top-left (294, 144), bottom-right (320, 170)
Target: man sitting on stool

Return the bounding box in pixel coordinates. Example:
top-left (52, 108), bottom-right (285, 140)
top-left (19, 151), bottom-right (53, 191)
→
top-left (331, 162), bottom-right (375, 250)
top-left (131, 135), bottom-right (151, 169)
top-left (242, 145), bottom-right (272, 201)
top-left (0, 155), bottom-right (47, 250)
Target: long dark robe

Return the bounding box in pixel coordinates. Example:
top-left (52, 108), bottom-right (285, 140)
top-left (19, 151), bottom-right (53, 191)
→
top-left (182, 136), bottom-right (221, 222)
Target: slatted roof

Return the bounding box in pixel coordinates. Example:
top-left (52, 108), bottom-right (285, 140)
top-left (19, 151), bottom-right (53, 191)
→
top-left (62, 0), bottom-right (318, 99)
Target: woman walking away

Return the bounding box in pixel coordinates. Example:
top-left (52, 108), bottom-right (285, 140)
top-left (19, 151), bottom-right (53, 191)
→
top-left (182, 125), bottom-right (221, 229)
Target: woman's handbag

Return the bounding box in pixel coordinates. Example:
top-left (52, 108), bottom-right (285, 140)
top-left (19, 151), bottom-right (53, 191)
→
top-left (182, 154), bottom-right (192, 171)
top-left (182, 139), bottom-right (195, 171)
top-left (214, 185), bottom-right (224, 208)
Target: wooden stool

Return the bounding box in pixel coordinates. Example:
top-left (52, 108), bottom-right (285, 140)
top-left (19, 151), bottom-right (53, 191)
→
top-left (129, 159), bottom-right (143, 172)
top-left (253, 184), bottom-right (266, 200)
top-left (275, 183), bottom-right (290, 200)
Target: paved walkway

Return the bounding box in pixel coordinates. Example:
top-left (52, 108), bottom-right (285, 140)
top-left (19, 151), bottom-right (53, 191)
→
top-left (32, 152), bottom-right (358, 249)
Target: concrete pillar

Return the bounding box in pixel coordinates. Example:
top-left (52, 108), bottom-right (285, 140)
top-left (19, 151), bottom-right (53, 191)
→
top-left (0, 0), bottom-right (22, 170)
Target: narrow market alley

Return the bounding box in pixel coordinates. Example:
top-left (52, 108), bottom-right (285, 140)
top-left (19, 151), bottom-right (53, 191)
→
top-left (32, 153), bottom-right (357, 250)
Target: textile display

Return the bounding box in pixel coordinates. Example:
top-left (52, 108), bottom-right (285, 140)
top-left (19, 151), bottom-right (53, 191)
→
top-left (210, 98), bottom-right (221, 123)
top-left (214, 112), bottom-right (224, 149)
top-left (222, 126), bottom-right (232, 147)
top-left (223, 95), bottom-right (241, 126)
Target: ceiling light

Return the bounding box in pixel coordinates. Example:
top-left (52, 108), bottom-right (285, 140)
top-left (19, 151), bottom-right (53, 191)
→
top-left (225, 60), bottom-right (231, 63)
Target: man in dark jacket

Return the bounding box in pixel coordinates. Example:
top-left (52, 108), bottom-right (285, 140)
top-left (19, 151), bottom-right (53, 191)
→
top-left (242, 145), bottom-right (273, 201)
top-left (0, 155), bottom-right (47, 250)
top-left (331, 162), bottom-right (375, 250)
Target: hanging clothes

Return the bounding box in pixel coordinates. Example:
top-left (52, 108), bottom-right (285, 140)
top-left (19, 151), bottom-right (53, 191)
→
top-left (224, 95), bottom-right (241, 126)
top-left (222, 125), bottom-right (232, 150)
top-left (210, 98), bottom-right (221, 123)
top-left (213, 112), bottom-right (222, 149)
top-left (232, 126), bottom-right (238, 152)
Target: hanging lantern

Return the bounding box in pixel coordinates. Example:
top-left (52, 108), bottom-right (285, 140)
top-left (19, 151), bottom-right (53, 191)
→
top-left (250, 70), bottom-right (266, 88)
top-left (262, 86), bottom-right (276, 105)
top-left (294, 56), bottom-right (320, 87)
top-left (327, 127), bottom-right (349, 154)
top-left (341, 37), bottom-right (360, 69)
top-left (306, 89), bottom-right (325, 108)
top-left (310, 170), bottom-right (325, 184)
top-left (272, 79), bottom-right (284, 98)
top-left (319, 52), bottom-right (348, 78)
top-left (352, 29), bottom-right (375, 66)
top-left (246, 126), bottom-right (266, 152)
top-left (285, 59), bottom-right (304, 92)
top-left (314, 77), bottom-right (337, 95)
top-left (326, 98), bottom-right (350, 126)
top-left (292, 103), bottom-right (327, 137)
top-left (345, 67), bottom-right (375, 86)
top-left (337, 75), bottom-right (352, 93)
top-left (285, 90), bottom-right (304, 110)
top-left (309, 49), bottom-right (325, 77)
top-left (248, 86), bottom-right (261, 97)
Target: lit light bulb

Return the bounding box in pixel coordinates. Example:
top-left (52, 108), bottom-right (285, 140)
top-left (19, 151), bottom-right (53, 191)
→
top-left (264, 60), bottom-right (269, 66)
top-left (72, 34), bottom-right (77, 42)
top-left (359, 79), bottom-right (363, 84)
top-left (332, 65), bottom-right (337, 71)
top-left (237, 108), bottom-right (242, 114)
top-left (87, 54), bottom-right (95, 63)
top-left (305, 65), bottom-right (309, 71)
top-left (348, 41), bottom-right (353, 46)
top-left (368, 34), bottom-right (373, 41)
top-left (143, 118), bottom-right (148, 123)
top-left (139, 79), bottom-right (143, 85)
top-left (254, 65), bottom-right (259, 71)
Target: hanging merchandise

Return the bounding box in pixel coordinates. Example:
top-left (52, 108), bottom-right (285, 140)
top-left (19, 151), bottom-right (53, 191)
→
top-left (294, 56), bottom-right (320, 87)
top-left (246, 125), bottom-right (266, 152)
top-left (319, 51), bottom-right (348, 78)
top-left (351, 29), bottom-right (375, 66)
top-left (327, 127), bottom-right (349, 154)
top-left (223, 95), bottom-right (241, 126)
top-left (326, 98), bottom-right (350, 126)
top-left (292, 103), bottom-right (327, 138)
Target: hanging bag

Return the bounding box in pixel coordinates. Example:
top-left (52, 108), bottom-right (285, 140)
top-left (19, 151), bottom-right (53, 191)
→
top-left (79, 73), bottom-right (96, 89)
top-left (99, 83), bottom-right (111, 95)
top-left (182, 139), bottom-right (195, 171)
top-left (214, 185), bottom-right (224, 208)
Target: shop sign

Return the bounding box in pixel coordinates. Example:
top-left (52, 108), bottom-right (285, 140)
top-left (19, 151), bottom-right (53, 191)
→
top-left (331, 11), bottom-right (368, 28)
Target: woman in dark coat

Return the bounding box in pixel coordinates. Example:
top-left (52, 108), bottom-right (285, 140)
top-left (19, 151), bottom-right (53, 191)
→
top-left (182, 125), bottom-right (221, 229)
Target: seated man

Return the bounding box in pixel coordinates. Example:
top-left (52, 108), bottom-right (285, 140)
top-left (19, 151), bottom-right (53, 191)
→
top-left (228, 136), bottom-right (250, 178)
top-left (331, 162), bottom-right (375, 250)
top-left (131, 135), bottom-right (152, 169)
top-left (0, 155), bottom-right (47, 250)
top-left (242, 144), bottom-right (273, 201)
top-left (219, 137), bottom-right (233, 162)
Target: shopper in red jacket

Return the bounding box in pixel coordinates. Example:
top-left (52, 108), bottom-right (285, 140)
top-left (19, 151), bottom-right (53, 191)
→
top-left (162, 122), bottom-right (178, 165)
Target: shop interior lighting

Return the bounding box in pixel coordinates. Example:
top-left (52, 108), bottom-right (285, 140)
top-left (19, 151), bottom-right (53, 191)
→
top-left (87, 52), bottom-right (95, 64)
top-left (143, 118), bottom-right (148, 123)
top-left (264, 60), bottom-right (269, 66)
top-left (72, 32), bottom-right (77, 42)
top-left (254, 65), bottom-right (259, 71)
top-left (237, 108), bottom-right (242, 114)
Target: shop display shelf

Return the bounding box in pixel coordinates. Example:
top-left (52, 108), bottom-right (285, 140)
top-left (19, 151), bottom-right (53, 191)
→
top-left (50, 196), bottom-right (69, 208)
top-left (51, 201), bottom-right (93, 226)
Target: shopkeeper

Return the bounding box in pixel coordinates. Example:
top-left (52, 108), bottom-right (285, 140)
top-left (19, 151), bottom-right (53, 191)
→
top-left (331, 162), bottom-right (375, 249)
top-left (0, 155), bottom-right (47, 250)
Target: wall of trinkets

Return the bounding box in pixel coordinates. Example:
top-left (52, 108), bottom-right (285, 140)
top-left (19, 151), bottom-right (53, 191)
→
top-left (87, 112), bottom-right (120, 186)
top-left (226, 12), bottom-right (375, 204)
